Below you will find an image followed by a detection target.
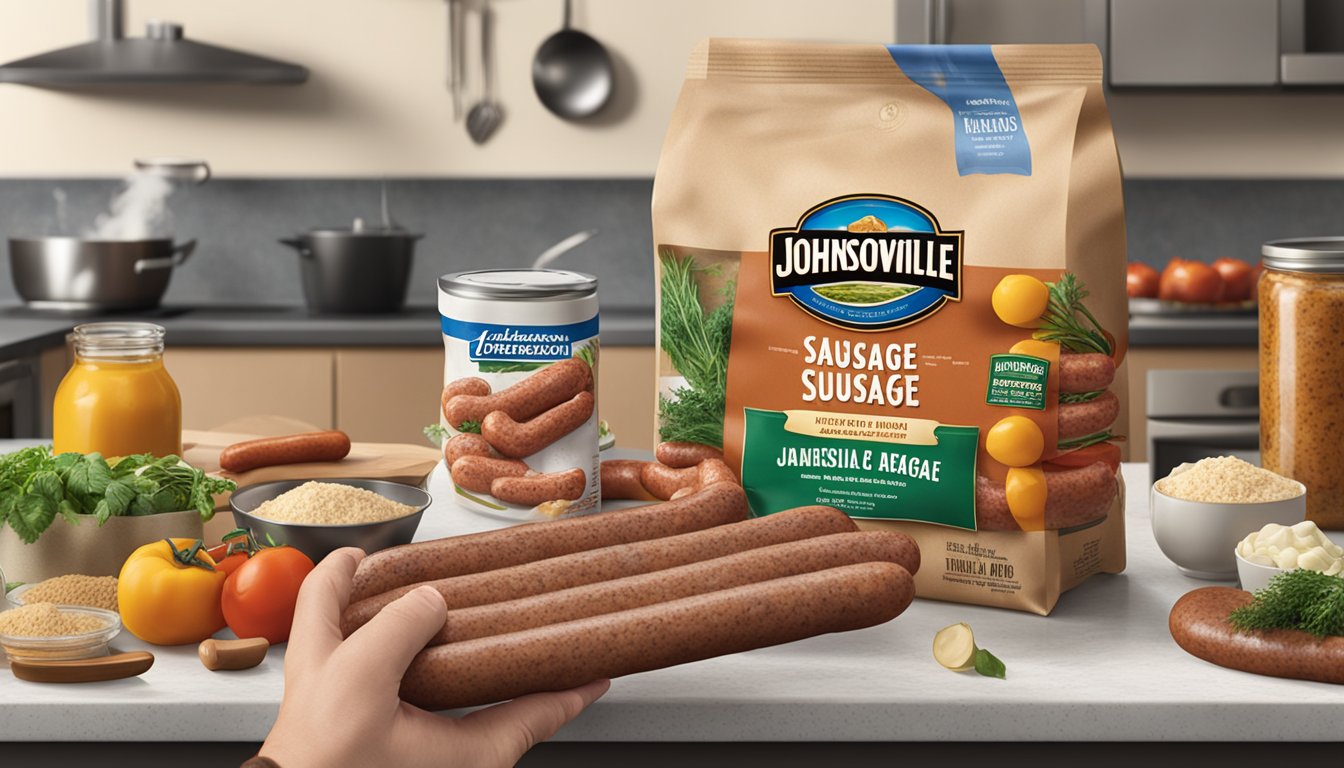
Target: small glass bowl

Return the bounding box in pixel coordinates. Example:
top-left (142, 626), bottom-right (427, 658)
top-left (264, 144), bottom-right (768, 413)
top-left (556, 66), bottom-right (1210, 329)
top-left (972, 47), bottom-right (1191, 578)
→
top-left (0, 606), bottom-right (122, 664)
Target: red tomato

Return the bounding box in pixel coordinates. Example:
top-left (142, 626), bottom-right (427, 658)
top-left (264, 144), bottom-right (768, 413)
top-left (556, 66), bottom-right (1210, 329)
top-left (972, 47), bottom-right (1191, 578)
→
top-left (221, 547), bottom-right (315, 644)
top-left (1159, 258), bottom-right (1225, 304)
top-left (205, 543), bottom-right (248, 579)
top-left (1045, 442), bottom-right (1121, 474)
top-left (1126, 262), bottom-right (1159, 298)
top-left (1212, 257), bottom-right (1255, 302)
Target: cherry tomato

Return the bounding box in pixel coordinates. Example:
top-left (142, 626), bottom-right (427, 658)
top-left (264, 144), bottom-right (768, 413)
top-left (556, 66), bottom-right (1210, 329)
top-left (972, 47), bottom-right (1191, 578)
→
top-left (1126, 262), bottom-right (1160, 298)
top-left (221, 546), bottom-right (315, 644)
top-left (1044, 442), bottom-right (1121, 474)
top-left (1159, 258), bottom-right (1225, 304)
top-left (1212, 257), bottom-right (1255, 302)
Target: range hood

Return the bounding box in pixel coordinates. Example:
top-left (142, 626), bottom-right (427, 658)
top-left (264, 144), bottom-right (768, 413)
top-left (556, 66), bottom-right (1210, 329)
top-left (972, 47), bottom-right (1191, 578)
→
top-left (0, 0), bottom-right (307, 85)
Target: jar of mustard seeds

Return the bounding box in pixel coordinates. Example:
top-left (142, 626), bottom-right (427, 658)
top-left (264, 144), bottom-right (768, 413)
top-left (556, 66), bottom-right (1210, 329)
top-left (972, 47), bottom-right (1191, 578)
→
top-left (1260, 238), bottom-right (1344, 530)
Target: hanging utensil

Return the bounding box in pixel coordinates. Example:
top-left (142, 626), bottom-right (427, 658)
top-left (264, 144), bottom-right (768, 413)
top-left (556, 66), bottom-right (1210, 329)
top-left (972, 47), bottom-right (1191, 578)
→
top-left (465, 0), bottom-right (503, 144)
top-left (447, 0), bottom-right (464, 120)
top-left (133, 157), bottom-right (211, 185)
top-left (532, 0), bottom-right (614, 120)
top-left (533, 229), bottom-right (597, 269)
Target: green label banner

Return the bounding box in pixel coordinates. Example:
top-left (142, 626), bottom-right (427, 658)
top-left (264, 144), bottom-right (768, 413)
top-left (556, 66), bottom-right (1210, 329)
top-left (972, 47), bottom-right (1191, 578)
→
top-left (741, 408), bottom-right (978, 529)
top-left (985, 353), bottom-right (1049, 410)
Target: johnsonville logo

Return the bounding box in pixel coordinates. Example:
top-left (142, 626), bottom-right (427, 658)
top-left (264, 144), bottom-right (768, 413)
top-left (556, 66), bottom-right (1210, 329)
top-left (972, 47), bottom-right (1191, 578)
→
top-left (769, 195), bottom-right (963, 331)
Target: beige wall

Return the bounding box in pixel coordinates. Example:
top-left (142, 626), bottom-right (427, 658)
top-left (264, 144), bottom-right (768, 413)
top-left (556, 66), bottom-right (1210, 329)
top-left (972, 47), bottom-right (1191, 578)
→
top-left (3, 1), bottom-right (1342, 179)
top-left (0, 0), bottom-right (894, 178)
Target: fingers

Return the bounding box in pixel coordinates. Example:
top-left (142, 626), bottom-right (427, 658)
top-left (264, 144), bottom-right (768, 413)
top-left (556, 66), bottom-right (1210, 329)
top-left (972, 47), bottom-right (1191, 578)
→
top-left (286, 548), bottom-right (364, 669)
top-left (339, 586), bottom-right (448, 690)
top-left (463, 679), bottom-right (611, 763)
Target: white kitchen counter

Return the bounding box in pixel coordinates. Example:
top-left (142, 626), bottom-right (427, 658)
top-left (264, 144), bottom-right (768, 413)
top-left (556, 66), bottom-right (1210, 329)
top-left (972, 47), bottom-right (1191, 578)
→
top-left (2, 462), bottom-right (1341, 744)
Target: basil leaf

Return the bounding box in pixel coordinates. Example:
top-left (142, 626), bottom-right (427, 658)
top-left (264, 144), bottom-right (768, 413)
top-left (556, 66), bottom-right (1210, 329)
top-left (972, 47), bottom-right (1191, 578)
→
top-left (29, 470), bottom-right (63, 504)
top-left (98, 478), bottom-right (137, 521)
top-left (974, 649), bottom-right (1006, 680)
top-left (12, 493), bottom-right (57, 543)
top-left (67, 455), bottom-right (112, 512)
top-left (0, 492), bottom-right (17, 527)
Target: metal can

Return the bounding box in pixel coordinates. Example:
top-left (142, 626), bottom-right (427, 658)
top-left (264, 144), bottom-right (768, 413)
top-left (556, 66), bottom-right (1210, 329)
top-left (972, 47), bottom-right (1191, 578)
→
top-left (438, 269), bottom-right (599, 521)
top-left (1260, 238), bottom-right (1344, 530)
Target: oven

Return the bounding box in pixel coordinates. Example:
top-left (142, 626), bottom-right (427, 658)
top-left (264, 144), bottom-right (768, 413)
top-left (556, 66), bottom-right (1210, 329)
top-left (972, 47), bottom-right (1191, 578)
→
top-left (1146, 369), bottom-right (1259, 486)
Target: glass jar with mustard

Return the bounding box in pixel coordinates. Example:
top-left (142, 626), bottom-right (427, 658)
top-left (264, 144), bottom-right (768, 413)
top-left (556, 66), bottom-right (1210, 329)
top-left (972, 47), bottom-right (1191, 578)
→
top-left (52, 322), bottom-right (182, 458)
top-left (1259, 238), bottom-right (1344, 530)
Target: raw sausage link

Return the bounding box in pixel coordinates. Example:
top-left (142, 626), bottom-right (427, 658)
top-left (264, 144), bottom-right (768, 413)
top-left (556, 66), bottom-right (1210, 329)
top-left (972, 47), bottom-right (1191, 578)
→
top-left (441, 378), bottom-right (491, 421)
top-left (442, 433), bottom-right (497, 468)
top-left (400, 562), bottom-right (915, 710)
top-left (430, 530), bottom-right (920, 645)
top-left (1058, 390), bottom-right (1119, 440)
top-left (697, 458), bottom-right (738, 486)
top-left (449, 455), bottom-right (530, 494)
top-left (481, 391), bottom-right (595, 458)
top-left (1058, 353), bottom-right (1115, 394)
top-left (443, 358), bottom-right (591, 429)
top-left (348, 481), bottom-right (749, 602)
top-left (491, 468), bottom-right (587, 507)
top-left (655, 441), bottom-right (725, 469)
top-left (599, 460), bottom-right (657, 501)
top-left (975, 461), bottom-right (1117, 531)
top-left (640, 462), bottom-right (699, 501)
top-left (1170, 587), bottom-right (1344, 685)
top-left (218, 431), bottom-right (351, 474)
top-left (341, 503), bottom-right (856, 634)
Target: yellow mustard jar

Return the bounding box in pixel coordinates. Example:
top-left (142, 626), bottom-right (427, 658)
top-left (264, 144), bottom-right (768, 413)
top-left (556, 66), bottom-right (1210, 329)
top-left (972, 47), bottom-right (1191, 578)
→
top-left (52, 323), bottom-right (182, 458)
top-left (1259, 239), bottom-right (1344, 530)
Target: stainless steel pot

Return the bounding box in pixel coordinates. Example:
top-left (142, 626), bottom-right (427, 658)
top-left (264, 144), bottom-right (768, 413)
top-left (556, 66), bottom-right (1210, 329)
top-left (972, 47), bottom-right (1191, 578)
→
top-left (280, 221), bottom-right (422, 314)
top-left (8, 237), bottom-right (195, 311)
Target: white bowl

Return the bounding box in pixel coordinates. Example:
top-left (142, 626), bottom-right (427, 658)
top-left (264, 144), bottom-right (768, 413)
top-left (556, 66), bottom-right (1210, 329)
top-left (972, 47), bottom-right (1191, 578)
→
top-left (1150, 482), bottom-right (1306, 580)
top-left (1234, 550), bottom-right (1286, 593)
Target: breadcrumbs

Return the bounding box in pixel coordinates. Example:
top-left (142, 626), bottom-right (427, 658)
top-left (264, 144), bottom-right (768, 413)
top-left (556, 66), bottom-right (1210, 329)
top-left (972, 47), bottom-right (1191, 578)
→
top-left (1156, 456), bottom-right (1303, 504)
top-left (250, 481), bottom-right (416, 525)
top-left (22, 575), bottom-right (118, 612)
top-left (0, 603), bottom-right (106, 637)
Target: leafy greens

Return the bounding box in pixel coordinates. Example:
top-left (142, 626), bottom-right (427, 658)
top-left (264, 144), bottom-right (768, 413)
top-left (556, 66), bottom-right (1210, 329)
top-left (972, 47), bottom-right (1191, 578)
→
top-left (658, 250), bottom-right (734, 448)
top-left (0, 446), bottom-right (235, 544)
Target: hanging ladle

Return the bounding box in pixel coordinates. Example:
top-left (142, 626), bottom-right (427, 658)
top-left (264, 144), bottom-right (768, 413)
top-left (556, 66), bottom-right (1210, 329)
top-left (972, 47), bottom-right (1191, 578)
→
top-left (531, 0), bottom-right (614, 120)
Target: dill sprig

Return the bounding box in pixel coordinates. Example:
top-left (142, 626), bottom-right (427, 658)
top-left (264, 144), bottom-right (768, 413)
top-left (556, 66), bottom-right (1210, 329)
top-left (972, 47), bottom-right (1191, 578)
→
top-left (657, 250), bottom-right (734, 448)
top-left (1034, 273), bottom-right (1113, 356)
top-left (1229, 569), bottom-right (1344, 638)
top-left (1056, 430), bottom-right (1115, 450)
top-left (1060, 390), bottom-right (1104, 405)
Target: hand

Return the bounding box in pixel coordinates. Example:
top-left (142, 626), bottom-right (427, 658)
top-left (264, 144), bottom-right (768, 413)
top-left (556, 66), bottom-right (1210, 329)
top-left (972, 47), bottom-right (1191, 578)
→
top-left (259, 548), bottom-right (609, 768)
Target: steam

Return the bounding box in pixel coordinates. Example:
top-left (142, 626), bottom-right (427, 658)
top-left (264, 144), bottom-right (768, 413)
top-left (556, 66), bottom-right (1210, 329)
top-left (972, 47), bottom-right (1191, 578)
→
top-left (83, 171), bottom-right (176, 240)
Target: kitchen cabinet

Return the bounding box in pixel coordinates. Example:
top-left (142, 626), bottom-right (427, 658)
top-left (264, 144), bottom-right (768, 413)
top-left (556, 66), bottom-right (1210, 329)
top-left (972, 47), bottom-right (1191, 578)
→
top-left (1125, 346), bottom-right (1258, 463)
top-left (170, 345), bottom-right (658, 449)
top-left (165, 348), bottom-right (335, 431)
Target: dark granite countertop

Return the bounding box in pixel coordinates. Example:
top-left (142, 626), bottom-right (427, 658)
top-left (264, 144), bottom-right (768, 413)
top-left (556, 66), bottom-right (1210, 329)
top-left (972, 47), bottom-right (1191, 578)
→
top-left (1127, 313), bottom-right (1257, 348)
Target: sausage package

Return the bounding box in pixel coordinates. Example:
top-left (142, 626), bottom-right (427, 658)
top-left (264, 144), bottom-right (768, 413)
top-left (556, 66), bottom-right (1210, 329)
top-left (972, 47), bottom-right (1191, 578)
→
top-left (652, 41), bottom-right (1127, 614)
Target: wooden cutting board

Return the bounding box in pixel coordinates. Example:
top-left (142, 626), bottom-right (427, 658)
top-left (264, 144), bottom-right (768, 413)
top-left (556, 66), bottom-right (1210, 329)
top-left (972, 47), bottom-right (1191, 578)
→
top-left (184, 427), bottom-right (441, 488)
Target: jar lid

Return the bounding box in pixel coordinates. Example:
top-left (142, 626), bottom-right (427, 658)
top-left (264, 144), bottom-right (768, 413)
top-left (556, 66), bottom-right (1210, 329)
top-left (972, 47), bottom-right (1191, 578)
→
top-left (1262, 238), bottom-right (1344, 273)
top-left (438, 269), bottom-right (597, 300)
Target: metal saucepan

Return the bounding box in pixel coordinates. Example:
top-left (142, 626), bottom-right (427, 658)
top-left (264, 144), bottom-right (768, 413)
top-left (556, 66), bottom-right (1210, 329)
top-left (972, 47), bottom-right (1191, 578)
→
top-left (280, 219), bottom-right (423, 314)
top-left (8, 237), bottom-right (196, 311)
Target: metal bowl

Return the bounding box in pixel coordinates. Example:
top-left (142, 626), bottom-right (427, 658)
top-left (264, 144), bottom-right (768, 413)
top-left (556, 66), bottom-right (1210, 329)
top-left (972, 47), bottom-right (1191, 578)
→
top-left (230, 479), bottom-right (431, 563)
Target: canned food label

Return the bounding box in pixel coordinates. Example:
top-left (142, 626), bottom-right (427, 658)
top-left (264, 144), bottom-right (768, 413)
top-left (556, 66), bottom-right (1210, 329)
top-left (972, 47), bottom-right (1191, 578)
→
top-left (441, 316), bottom-right (601, 363)
top-left (985, 353), bottom-right (1049, 410)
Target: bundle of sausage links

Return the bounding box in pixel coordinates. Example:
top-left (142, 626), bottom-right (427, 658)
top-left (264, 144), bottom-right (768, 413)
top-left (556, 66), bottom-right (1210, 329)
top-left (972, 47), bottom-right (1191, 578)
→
top-left (600, 441), bottom-right (736, 501)
top-left (441, 357), bottom-right (594, 508)
top-left (343, 482), bottom-right (921, 711)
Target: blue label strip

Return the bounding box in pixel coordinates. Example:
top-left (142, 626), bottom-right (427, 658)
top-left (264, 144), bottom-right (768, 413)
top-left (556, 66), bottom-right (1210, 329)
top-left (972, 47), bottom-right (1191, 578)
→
top-left (440, 315), bottom-right (599, 362)
top-left (886, 45), bottom-right (1032, 177)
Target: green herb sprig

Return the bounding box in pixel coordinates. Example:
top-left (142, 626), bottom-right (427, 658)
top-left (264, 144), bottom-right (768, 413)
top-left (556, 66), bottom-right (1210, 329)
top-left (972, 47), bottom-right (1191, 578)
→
top-left (1229, 569), bottom-right (1344, 638)
top-left (0, 447), bottom-right (234, 544)
top-left (658, 251), bottom-right (734, 448)
top-left (1035, 273), bottom-right (1113, 356)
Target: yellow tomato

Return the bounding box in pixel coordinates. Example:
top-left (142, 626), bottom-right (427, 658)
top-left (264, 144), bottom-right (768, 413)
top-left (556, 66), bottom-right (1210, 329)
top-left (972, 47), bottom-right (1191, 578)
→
top-left (1008, 338), bottom-right (1060, 364)
top-left (985, 416), bottom-right (1045, 467)
top-left (118, 538), bottom-right (227, 645)
top-left (991, 275), bottom-right (1050, 327)
top-left (1004, 467), bottom-right (1047, 532)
